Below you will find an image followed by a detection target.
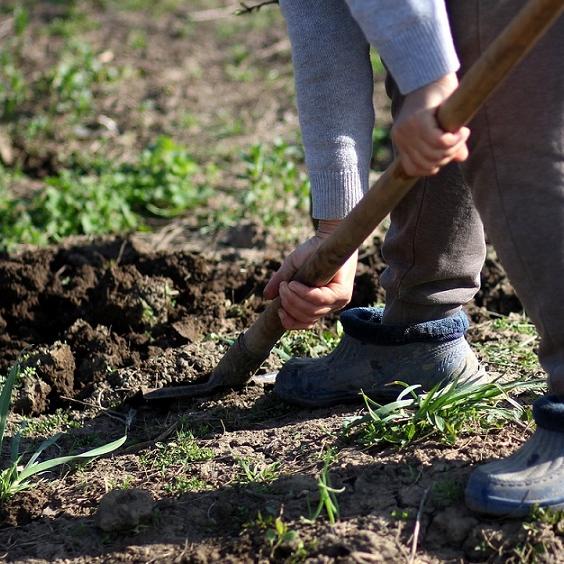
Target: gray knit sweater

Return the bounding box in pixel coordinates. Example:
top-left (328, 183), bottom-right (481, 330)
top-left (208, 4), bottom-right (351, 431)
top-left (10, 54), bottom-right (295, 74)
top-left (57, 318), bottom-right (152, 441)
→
top-left (279, 0), bottom-right (459, 219)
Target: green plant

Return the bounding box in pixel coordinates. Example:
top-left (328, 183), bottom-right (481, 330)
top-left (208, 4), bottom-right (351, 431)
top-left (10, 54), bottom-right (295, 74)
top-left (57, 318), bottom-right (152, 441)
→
top-left (306, 449), bottom-right (344, 525)
top-left (13, 5), bottom-right (29, 37)
top-left (431, 478), bottom-right (465, 507)
top-left (264, 514), bottom-right (307, 561)
top-left (236, 140), bottom-right (310, 228)
top-left (105, 474), bottom-right (134, 491)
top-left (274, 322), bottom-right (343, 362)
top-left (0, 359), bottom-right (127, 502)
top-left (21, 409), bottom-right (81, 437)
top-left (237, 458), bottom-right (280, 484)
top-left (475, 315), bottom-right (540, 373)
top-left (46, 41), bottom-right (119, 116)
top-left (371, 126), bottom-right (392, 170)
top-left (0, 137), bottom-right (213, 249)
top-left (345, 378), bottom-right (544, 448)
top-left (139, 428), bottom-right (213, 471)
top-left (127, 29), bottom-right (148, 50)
top-left (481, 506), bottom-right (564, 563)
top-left (390, 509), bottom-right (411, 521)
top-left (164, 475), bottom-right (209, 494)
top-left (369, 49), bottom-right (385, 75)
top-left (0, 49), bottom-right (28, 118)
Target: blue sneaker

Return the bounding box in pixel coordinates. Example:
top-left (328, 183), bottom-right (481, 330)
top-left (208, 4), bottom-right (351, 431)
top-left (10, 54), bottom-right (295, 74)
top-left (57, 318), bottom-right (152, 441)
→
top-left (465, 395), bottom-right (564, 516)
top-left (273, 307), bottom-right (487, 407)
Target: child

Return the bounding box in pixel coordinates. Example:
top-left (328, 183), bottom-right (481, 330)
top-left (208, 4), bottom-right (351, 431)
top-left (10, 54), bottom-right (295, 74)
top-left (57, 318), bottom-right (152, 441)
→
top-left (265, 0), bottom-right (564, 516)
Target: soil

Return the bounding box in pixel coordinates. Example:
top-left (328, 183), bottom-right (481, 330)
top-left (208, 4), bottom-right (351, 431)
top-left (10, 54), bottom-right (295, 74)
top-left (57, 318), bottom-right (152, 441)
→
top-left (1, 2), bottom-right (557, 563)
top-left (0, 232), bottom-right (546, 564)
top-left (0, 231), bottom-right (520, 415)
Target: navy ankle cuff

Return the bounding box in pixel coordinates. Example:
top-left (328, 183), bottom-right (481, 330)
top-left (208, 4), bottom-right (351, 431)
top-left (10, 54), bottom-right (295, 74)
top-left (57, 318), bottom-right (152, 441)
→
top-left (340, 307), bottom-right (469, 345)
top-left (533, 395), bottom-right (564, 432)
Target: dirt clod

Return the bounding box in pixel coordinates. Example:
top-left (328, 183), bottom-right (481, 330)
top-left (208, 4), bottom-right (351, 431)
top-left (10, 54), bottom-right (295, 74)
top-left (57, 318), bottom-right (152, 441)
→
top-left (14, 377), bottom-right (52, 416)
top-left (95, 488), bottom-right (155, 532)
top-left (431, 506), bottom-right (479, 545)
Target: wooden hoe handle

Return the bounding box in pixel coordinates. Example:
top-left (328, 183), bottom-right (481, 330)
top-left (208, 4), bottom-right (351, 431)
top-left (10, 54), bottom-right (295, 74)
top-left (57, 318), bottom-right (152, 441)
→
top-left (144, 0), bottom-right (563, 400)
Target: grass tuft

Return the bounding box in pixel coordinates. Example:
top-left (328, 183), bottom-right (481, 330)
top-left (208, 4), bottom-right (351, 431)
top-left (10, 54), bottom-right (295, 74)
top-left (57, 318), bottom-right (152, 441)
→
top-left (344, 377), bottom-right (545, 448)
top-left (0, 357), bottom-right (127, 502)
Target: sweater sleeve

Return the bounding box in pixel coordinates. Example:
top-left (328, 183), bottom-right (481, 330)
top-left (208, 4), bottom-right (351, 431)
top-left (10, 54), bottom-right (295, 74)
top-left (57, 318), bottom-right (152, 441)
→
top-left (280, 0), bottom-right (375, 219)
top-left (345, 0), bottom-right (459, 94)
top-left (279, 0), bottom-right (459, 220)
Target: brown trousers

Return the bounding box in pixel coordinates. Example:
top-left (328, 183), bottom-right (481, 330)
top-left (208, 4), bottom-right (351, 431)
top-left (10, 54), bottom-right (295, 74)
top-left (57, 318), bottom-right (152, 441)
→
top-left (382, 1), bottom-right (564, 390)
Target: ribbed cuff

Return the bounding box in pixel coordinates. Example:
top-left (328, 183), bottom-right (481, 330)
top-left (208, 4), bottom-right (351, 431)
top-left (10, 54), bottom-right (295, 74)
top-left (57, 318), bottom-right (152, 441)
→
top-left (310, 169), bottom-right (368, 219)
top-left (533, 395), bottom-right (564, 432)
top-left (378, 18), bottom-right (460, 94)
top-left (340, 307), bottom-right (469, 345)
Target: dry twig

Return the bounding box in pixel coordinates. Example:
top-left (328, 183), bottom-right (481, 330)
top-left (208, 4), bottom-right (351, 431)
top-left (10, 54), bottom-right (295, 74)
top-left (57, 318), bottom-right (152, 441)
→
top-left (409, 485), bottom-right (431, 563)
top-left (236, 0), bottom-right (279, 15)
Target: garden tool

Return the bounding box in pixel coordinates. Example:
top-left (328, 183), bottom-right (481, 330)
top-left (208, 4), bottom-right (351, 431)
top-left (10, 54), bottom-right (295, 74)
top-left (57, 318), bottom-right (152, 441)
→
top-left (143, 0), bottom-right (564, 402)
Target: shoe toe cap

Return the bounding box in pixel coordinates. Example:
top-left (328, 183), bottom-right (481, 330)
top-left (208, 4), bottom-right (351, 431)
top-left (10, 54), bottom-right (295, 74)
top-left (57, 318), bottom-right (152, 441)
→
top-left (465, 430), bottom-right (564, 516)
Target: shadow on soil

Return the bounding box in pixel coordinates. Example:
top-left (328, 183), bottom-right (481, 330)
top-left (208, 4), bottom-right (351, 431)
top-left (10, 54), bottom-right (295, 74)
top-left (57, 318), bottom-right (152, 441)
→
top-left (0, 452), bottom-right (509, 562)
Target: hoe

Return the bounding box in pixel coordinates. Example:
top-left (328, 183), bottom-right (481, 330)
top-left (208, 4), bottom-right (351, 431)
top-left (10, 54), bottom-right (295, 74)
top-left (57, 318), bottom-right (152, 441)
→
top-left (144, 0), bottom-right (563, 402)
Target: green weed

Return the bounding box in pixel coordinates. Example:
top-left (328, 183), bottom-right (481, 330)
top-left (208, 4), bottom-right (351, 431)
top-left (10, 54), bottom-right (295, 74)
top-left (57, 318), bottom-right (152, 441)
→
top-left (233, 140), bottom-right (309, 228)
top-left (431, 478), bottom-right (465, 508)
top-left (21, 409), bottom-right (81, 437)
top-left (306, 449), bottom-right (344, 525)
top-left (274, 322), bottom-right (343, 362)
top-left (0, 358), bottom-right (127, 502)
top-left (0, 49), bottom-right (28, 118)
top-left (371, 126), bottom-right (392, 170)
top-left (475, 315), bottom-right (540, 373)
top-left (344, 378), bottom-right (544, 448)
top-left (139, 429), bottom-right (213, 472)
top-left (127, 29), bottom-right (148, 50)
top-left (237, 458), bottom-right (280, 484)
top-left (479, 506), bottom-right (564, 563)
top-left (0, 137), bottom-right (213, 249)
top-left (514, 507), bottom-right (564, 562)
top-left (252, 510), bottom-right (307, 561)
top-left (164, 475), bottom-right (210, 494)
top-left (390, 509), bottom-right (411, 521)
top-left (1, 29), bottom-right (118, 121)
top-left (46, 10), bottom-right (99, 38)
top-left (105, 474), bottom-right (134, 491)
top-left (109, 0), bottom-right (183, 15)
top-left (370, 49), bottom-right (385, 75)
top-left (46, 41), bottom-right (119, 116)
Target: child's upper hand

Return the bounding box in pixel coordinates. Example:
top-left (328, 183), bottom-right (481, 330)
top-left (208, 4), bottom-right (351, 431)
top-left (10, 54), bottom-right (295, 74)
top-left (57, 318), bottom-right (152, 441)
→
top-left (392, 72), bottom-right (470, 177)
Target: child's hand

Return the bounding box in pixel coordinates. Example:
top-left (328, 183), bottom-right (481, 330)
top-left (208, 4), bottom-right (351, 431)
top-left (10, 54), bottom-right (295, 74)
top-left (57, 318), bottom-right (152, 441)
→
top-left (392, 73), bottom-right (470, 177)
top-left (263, 220), bottom-right (357, 330)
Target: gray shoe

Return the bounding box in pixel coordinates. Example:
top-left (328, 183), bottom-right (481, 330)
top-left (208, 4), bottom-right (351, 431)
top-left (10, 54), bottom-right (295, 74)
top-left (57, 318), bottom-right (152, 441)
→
top-left (465, 395), bottom-right (564, 516)
top-left (273, 307), bottom-right (487, 407)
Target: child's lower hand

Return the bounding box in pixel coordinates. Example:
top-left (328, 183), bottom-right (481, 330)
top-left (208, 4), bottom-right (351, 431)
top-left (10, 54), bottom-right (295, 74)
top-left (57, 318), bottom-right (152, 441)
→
top-left (263, 220), bottom-right (357, 330)
top-left (392, 72), bottom-right (470, 177)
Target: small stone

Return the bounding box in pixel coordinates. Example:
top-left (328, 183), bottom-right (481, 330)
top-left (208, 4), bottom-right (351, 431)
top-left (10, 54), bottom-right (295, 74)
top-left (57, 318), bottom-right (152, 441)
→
top-left (432, 506), bottom-right (479, 544)
top-left (95, 488), bottom-right (154, 532)
top-left (398, 484), bottom-right (425, 507)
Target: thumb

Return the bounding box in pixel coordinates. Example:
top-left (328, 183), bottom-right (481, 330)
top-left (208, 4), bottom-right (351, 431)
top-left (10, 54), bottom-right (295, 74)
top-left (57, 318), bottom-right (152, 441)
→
top-left (263, 255), bottom-right (299, 300)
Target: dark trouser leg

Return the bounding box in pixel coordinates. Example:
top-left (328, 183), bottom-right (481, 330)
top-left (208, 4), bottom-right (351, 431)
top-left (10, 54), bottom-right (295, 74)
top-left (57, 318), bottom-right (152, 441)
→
top-left (381, 80), bottom-right (486, 325)
top-left (449, 0), bottom-right (564, 392)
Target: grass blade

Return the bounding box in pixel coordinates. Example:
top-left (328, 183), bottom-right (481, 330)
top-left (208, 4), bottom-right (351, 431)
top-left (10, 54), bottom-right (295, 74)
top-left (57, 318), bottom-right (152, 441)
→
top-left (0, 361), bottom-right (20, 454)
top-left (25, 433), bottom-right (62, 468)
top-left (16, 434), bottom-right (127, 484)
